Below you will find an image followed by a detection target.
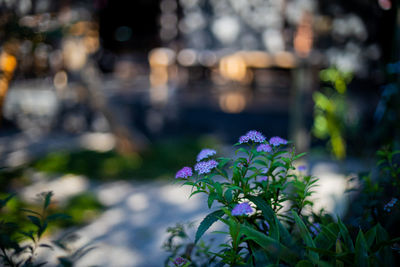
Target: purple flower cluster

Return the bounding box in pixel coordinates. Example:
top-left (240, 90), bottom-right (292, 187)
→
top-left (257, 144), bottom-right (272, 153)
top-left (269, 136), bottom-right (288, 146)
top-left (175, 167), bottom-right (193, 179)
top-left (239, 130), bottom-right (266, 144)
top-left (173, 256), bottom-right (187, 266)
top-left (384, 198), bottom-right (398, 212)
top-left (257, 176), bottom-right (268, 182)
top-left (197, 148), bottom-right (216, 162)
top-left (298, 165), bottom-right (307, 172)
top-left (194, 159), bottom-right (218, 174)
top-left (232, 202), bottom-right (253, 216)
top-left (309, 222), bottom-right (321, 236)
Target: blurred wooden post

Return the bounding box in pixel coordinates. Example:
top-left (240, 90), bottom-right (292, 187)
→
top-left (289, 62), bottom-right (312, 153)
top-left (289, 11), bottom-right (314, 153)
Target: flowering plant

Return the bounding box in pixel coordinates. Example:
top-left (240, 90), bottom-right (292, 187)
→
top-left (167, 130), bottom-right (399, 266)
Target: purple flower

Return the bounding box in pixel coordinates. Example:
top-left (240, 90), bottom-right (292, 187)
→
top-left (175, 167), bottom-right (192, 179)
top-left (239, 130), bottom-right (266, 144)
top-left (298, 165), bottom-right (307, 172)
top-left (257, 176), bottom-right (268, 182)
top-left (384, 198), bottom-right (398, 212)
top-left (232, 202), bottom-right (253, 216)
top-left (173, 256), bottom-right (187, 266)
top-left (269, 136), bottom-right (288, 146)
top-left (257, 144), bottom-right (272, 153)
top-left (310, 223), bottom-right (321, 236)
top-left (194, 159), bottom-right (218, 175)
top-left (196, 148), bottom-right (217, 162)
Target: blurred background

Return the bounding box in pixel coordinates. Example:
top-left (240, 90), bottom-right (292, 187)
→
top-left (0, 0), bottom-right (399, 266)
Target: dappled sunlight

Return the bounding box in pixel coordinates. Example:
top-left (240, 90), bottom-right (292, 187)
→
top-left (21, 174), bottom-right (89, 203)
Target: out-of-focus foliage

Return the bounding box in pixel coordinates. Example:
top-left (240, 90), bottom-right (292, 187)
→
top-left (32, 137), bottom-right (220, 180)
top-left (313, 67), bottom-right (354, 159)
top-left (0, 192), bottom-right (94, 266)
top-left (346, 147), bottom-right (400, 233)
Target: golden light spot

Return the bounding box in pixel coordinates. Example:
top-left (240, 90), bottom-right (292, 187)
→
top-left (0, 52), bottom-right (17, 73)
top-left (219, 54), bottom-right (247, 82)
top-left (54, 71), bottom-right (68, 89)
top-left (219, 91), bottom-right (246, 113)
top-left (274, 51), bottom-right (296, 69)
top-left (240, 51), bottom-right (271, 68)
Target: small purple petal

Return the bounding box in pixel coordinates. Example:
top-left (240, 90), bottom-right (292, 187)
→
top-left (173, 256), bottom-right (187, 266)
top-left (175, 167), bottom-right (192, 179)
top-left (298, 165), bottom-right (307, 172)
top-left (194, 159), bottom-right (218, 175)
top-left (257, 176), bottom-right (268, 182)
top-left (196, 148), bottom-right (217, 162)
top-left (384, 198), bottom-right (398, 212)
top-left (232, 202), bottom-right (253, 216)
top-left (257, 144), bottom-right (272, 153)
top-left (269, 136), bottom-right (288, 146)
top-left (310, 223), bottom-right (321, 236)
top-left (238, 130), bottom-right (266, 144)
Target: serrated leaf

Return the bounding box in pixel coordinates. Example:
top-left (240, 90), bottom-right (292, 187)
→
top-left (195, 210), bottom-right (224, 244)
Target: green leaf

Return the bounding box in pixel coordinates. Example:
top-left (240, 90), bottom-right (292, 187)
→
top-left (253, 160), bottom-right (268, 167)
top-left (224, 188), bottom-right (233, 203)
top-left (296, 260), bottom-right (313, 267)
top-left (247, 195), bottom-right (292, 246)
top-left (46, 213), bottom-right (72, 222)
top-left (20, 208), bottom-right (41, 216)
top-left (43, 191), bottom-right (54, 210)
top-left (240, 225), bottom-right (299, 265)
top-left (195, 209), bottom-right (224, 244)
top-left (0, 194), bottom-right (14, 209)
top-left (217, 157), bottom-right (231, 168)
top-left (236, 147), bottom-right (249, 155)
top-left (355, 230), bottom-right (368, 267)
top-left (314, 223), bottom-right (338, 250)
top-left (294, 152), bottom-right (307, 160)
top-left (214, 182), bottom-right (223, 196)
top-left (375, 223), bottom-right (393, 266)
top-left (27, 215), bottom-right (41, 228)
top-left (207, 192), bottom-right (218, 208)
top-left (364, 226), bottom-right (376, 249)
top-left (337, 217), bottom-right (354, 252)
top-left (292, 211), bottom-right (319, 262)
top-left (189, 190), bottom-right (207, 198)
